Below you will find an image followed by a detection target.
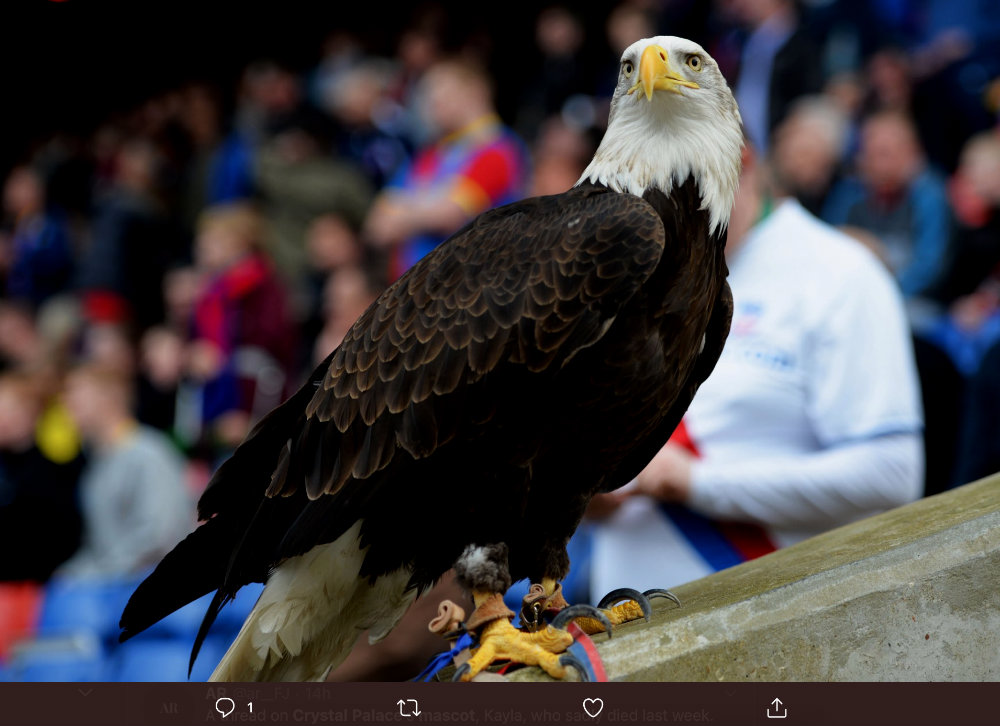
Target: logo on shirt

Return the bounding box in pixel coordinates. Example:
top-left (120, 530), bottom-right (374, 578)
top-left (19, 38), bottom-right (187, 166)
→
top-left (731, 302), bottom-right (762, 337)
top-left (727, 301), bottom-right (796, 372)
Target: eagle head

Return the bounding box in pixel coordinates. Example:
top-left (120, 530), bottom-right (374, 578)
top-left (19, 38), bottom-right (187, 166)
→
top-left (578, 36), bottom-right (744, 236)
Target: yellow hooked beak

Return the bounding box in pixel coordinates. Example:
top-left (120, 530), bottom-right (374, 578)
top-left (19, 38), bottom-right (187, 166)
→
top-left (628, 44), bottom-right (699, 100)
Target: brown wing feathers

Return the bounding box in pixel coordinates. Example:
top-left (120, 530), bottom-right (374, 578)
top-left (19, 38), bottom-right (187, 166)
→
top-left (263, 188), bottom-right (666, 504)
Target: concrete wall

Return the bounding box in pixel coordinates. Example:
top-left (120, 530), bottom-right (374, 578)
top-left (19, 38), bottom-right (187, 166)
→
top-left (513, 474), bottom-right (1000, 681)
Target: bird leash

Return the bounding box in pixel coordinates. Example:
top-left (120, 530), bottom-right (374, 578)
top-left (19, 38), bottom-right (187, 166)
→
top-left (563, 621), bottom-right (608, 681)
top-left (414, 630), bottom-right (476, 682)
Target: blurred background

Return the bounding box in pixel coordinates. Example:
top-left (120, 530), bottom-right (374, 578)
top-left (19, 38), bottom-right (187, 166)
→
top-left (1, 0), bottom-right (1000, 682)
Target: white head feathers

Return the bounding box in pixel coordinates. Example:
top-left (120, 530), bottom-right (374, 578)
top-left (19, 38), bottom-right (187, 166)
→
top-left (578, 36), bottom-right (744, 236)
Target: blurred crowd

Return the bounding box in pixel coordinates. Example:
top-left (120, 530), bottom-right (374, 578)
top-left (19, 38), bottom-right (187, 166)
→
top-left (2, 0), bottom-right (1000, 681)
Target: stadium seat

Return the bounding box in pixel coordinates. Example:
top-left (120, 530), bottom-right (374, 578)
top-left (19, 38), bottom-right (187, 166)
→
top-left (0, 583), bottom-right (43, 661)
top-left (6, 632), bottom-right (106, 681)
top-left (110, 636), bottom-right (226, 682)
top-left (37, 577), bottom-right (141, 643)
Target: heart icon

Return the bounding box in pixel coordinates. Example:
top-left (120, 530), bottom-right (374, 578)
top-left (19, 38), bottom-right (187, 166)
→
top-left (582, 698), bottom-right (604, 718)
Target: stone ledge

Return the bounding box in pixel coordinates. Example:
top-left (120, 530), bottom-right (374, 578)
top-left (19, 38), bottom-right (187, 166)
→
top-left (511, 473), bottom-right (1000, 681)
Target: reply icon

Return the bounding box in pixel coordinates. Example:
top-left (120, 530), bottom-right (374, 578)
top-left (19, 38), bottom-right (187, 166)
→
top-left (215, 698), bottom-right (235, 719)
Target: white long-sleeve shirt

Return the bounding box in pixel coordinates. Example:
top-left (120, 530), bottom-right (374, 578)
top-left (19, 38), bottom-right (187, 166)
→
top-left (591, 199), bottom-right (924, 597)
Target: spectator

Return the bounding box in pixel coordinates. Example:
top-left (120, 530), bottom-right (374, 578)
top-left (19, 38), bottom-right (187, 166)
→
top-left (173, 83), bottom-right (229, 232)
top-left (302, 212), bottom-right (367, 353)
top-left (908, 333), bottom-right (964, 498)
top-left (190, 60), bottom-right (309, 212)
top-left (308, 30), bottom-right (366, 110)
top-left (162, 264), bottom-right (203, 332)
top-left (587, 142), bottom-right (923, 594)
top-left (136, 325), bottom-right (185, 435)
top-left (824, 71), bottom-right (865, 124)
top-left (307, 212), bottom-right (364, 277)
top-left (865, 47), bottom-right (914, 116)
top-left (88, 123), bottom-right (127, 196)
top-left (321, 60), bottom-right (414, 190)
top-left (57, 364), bottom-right (193, 579)
top-left (186, 203), bottom-right (296, 448)
top-left (823, 110), bottom-right (952, 303)
top-left (0, 371), bottom-right (83, 582)
top-left (731, 0), bottom-right (824, 152)
top-left (822, 70), bottom-right (865, 158)
top-left (514, 5), bottom-right (593, 142)
top-left (953, 339), bottom-right (1000, 487)
top-left (364, 57), bottom-right (528, 281)
top-left (606, 3), bottom-right (657, 58)
top-left (906, 4), bottom-right (1000, 171)
top-left (386, 14), bottom-right (445, 145)
top-left (313, 264), bottom-right (383, 366)
top-left (76, 137), bottom-right (178, 332)
top-left (917, 133), bottom-right (1000, 378)
top-left (253, 108), bottom-right (373, 299)
top-left (0, 302), bottom-right (45, 371)
top-left (931, 132), bottom-right (1000, 308)
top-left (1, 165), bottom-right (75, 308)
top-left (769, 96), bottom-right (849, 217)
top-left (78, 321), bottom-right (136, 378)
top-left (529, 116), bottom-right (594, 197)
top-left (232, 61), bottom-right (304, 157)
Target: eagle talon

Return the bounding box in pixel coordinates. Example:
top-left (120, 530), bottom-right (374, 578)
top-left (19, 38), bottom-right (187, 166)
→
top-left (643, 588), bottom-right (681, 607)
top-left (558, 653), bottom-right (590, 682)
top-left (573, 586), bottom-right (682, 636)
top-left (598, 587), bottom-right (652, 621)
top-left (551, 604), bottom-right (613, 636)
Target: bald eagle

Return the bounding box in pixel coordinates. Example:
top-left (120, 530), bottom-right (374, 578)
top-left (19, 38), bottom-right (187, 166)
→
top-left (119, 36), bottom-right (743, 682)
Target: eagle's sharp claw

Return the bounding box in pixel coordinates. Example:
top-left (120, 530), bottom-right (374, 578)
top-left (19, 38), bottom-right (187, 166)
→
top-left (643, 587), bottom-right (681, 607)
top-left (551, 604), bottom-right (613, 637)
top-left (558, 653), bottom-right (591, 682)
top-left (597, 587), bottom-right (652, 621)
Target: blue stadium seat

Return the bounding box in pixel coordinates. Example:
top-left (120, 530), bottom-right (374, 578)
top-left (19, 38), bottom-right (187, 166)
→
top-left (110, 636), bottom-right (227, 682)
top-left (190, 637), bottom-right (228, 682)
top-left (14, 654), bottom-right (107, 682)
top-left (7, 633), bottom-right (107, 681)
top-left (37, 577), bottom-right (142, 643)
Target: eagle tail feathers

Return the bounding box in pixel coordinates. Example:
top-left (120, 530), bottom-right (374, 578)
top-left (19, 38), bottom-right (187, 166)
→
top-left (118, 513), bottom-right (240, 642)
top-left (209, 522), bottom-right (416, 682)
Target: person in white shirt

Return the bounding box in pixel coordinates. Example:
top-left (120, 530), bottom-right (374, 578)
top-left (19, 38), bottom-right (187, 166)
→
top-left (587, 142), bottom-right (924, 598)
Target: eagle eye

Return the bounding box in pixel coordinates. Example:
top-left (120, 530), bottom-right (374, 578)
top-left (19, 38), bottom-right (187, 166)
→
top-left (686, 54), bottom-right (702, 71)
top-left (623, 60), bottom-right (634, 77)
